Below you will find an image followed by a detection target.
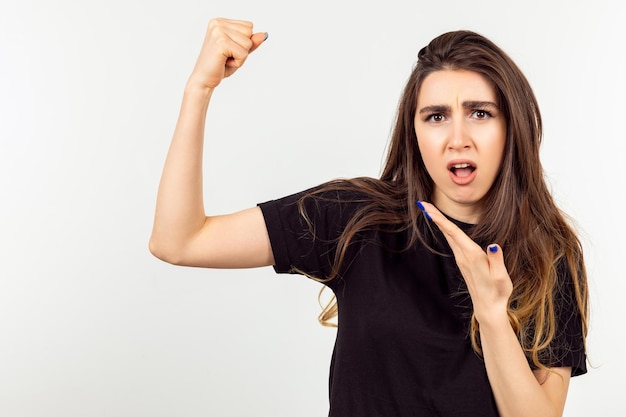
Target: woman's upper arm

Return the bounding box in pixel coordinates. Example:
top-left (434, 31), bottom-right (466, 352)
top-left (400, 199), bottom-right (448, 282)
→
top-left (151, 206), bottom-right (275, 269)
top-left (534, 367), bottom-right (572, 417)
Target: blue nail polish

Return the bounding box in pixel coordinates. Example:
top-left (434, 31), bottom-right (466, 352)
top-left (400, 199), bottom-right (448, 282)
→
top-left (416, 201), bottom-right (432, 221)
top-left (264, 32), bottom-right (269, 41)
top-left (488, 245), bottom-right (498, 253)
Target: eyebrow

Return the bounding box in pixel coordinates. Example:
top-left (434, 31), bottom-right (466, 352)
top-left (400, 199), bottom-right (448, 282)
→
top-left (418, 101), bottom-right (499, 114)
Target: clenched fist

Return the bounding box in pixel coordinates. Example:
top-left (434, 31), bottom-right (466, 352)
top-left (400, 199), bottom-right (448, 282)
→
top-left (187, 18), bottom-right (267, 91)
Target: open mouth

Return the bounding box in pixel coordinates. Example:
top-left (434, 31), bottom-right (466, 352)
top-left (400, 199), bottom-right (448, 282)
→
top-left (449, 162), bottom-right (476, 179)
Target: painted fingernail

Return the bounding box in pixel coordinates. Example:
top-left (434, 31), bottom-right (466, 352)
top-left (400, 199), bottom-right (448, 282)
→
top-left (416, 201), bottom-right (432, 221)
top-left (488, 245), bottom-right (498, 253)
top-left (264, 32), bottom-right (269, 41)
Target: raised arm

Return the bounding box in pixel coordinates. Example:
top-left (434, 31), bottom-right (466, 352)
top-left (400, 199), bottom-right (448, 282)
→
top-left (149, 18), bottom-right (274, 268)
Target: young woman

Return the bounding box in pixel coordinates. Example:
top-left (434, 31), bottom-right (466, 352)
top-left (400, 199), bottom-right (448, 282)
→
top-left (150, 17), bottom-right (588, 417)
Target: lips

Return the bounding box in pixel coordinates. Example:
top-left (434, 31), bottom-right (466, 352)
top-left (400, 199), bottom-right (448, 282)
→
top-left (447, 160), bottom-right (477, 185)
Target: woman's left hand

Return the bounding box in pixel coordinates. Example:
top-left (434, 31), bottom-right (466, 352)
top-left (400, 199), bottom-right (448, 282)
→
top-left (418, 202), bottom-right (513, 327)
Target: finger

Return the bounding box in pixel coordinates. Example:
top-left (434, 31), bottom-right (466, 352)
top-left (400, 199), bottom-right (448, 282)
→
top-left (417, 201), bottom-right (478, 253)
top-left (201, 24), bottom-right (250, 68)
top-left (217, 22), bottom-right (265, 53)
top-left (223, 29), bottom-right (266, 66)
top-left (208, 18), bottom-right (253, 55)
top-left (487, 244), bottom-right (507, 276)
top-left (209, 17), bottom-right (253, 36)
top-left (224, 31), bottom-right (267, 72)
top-left (249, 32), bottom-right (268, 53)
top-left (222, 25), bottom-right (254, 48)
top-left (224, 42), bottom-right (252, 69)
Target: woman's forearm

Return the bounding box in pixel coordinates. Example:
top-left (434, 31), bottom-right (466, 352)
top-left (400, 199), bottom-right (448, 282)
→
top-left (480, 319), bottom-right (567, 417)
top-left (149, 85), bottom-right (213, 262)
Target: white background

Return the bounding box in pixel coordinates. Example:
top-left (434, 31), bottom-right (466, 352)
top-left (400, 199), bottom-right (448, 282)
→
top-left (1, 0), bottom-right (623, 416)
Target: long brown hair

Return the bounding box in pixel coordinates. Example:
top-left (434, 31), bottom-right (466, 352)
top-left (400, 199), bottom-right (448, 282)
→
top-left (300, 30), bottom-right (588, 371)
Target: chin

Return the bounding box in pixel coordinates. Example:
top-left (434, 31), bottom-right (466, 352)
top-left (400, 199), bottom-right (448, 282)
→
top-left (449, 194), bottom-right (482, 205)
top-left (434, 186), bottom-right (488, 211)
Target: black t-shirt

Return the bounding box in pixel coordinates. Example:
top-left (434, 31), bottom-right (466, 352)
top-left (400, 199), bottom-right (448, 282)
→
top-left (259, 187), bottom-right (586, 417)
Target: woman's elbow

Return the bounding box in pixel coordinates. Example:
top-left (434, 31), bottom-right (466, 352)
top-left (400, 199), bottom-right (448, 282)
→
top-left (149, 235), bottom-right (187, 266)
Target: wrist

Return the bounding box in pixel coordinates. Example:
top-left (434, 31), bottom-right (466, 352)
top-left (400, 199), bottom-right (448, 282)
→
top-left (476, 310), bottom-right (512, 335)
top-left (183, 80), bottom-right (215, 100)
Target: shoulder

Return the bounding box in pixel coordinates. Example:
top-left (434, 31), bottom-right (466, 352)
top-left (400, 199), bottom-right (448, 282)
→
top-left (260, 178), bottom-right (390, 220)
top-left (259, 177), bottom-right (409, 247)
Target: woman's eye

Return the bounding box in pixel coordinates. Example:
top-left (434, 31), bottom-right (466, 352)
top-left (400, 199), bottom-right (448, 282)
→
top-left (428, 113), bottom-right (445, 122)
top-left (472, 110), bottom-right (491, 119)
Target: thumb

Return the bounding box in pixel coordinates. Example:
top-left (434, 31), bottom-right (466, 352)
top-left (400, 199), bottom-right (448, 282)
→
top-left (249, 32), bottom-right (268, 53)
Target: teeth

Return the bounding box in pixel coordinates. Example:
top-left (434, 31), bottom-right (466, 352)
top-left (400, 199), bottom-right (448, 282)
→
top-left (452, 163), bottom-right (471, 168)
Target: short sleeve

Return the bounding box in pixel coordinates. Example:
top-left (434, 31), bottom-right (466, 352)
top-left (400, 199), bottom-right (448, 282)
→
top-left (545, 259), bottom-right (588, 377)
top-left (258, 187), bottom-right (361, 282)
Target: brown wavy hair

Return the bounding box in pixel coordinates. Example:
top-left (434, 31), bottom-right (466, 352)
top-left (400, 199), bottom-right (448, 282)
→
top-left (299, 30), bottom-right (588, 372)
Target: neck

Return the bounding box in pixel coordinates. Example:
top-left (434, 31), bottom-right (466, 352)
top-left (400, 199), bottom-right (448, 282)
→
top-left (432, 194), bottom-right (482, 224)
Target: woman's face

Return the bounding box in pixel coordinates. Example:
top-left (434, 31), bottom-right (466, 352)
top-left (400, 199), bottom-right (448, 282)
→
top-left (414, 69), bottom-right (506, 224)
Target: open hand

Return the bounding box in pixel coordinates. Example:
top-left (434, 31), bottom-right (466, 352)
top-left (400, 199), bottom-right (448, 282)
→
top-left (418, 201), bottom-right (513, 327)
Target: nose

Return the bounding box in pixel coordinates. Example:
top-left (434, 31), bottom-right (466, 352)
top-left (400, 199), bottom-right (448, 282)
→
top-left (447, 120), bottom-right (471, 150)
